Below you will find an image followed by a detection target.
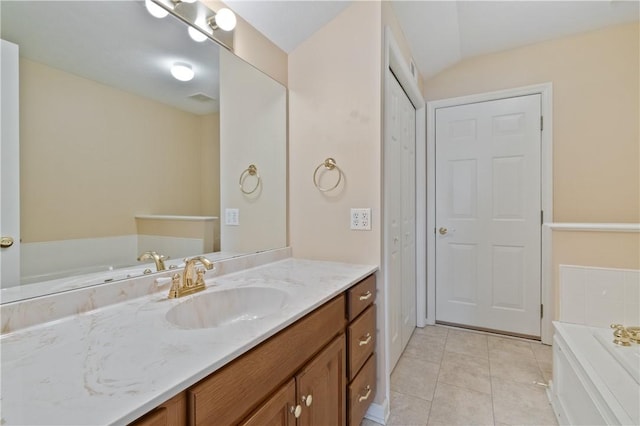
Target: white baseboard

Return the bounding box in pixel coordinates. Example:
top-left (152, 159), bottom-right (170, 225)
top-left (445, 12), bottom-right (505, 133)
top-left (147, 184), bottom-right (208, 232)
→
top-left (365, 399), bottom-right (389, 425)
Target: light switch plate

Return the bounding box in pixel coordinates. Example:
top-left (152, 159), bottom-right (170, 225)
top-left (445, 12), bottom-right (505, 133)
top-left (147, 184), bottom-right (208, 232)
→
top-left (351, 208), bottom-right (371, 231)
top-left (225, 208), bottom-right (239, 226)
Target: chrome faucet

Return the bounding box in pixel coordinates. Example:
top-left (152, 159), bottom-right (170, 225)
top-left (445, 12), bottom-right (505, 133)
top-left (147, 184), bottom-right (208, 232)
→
top-left (168, 256), bottom-right (214, 299)
top-left (137, 251), bottom-right (167, 272)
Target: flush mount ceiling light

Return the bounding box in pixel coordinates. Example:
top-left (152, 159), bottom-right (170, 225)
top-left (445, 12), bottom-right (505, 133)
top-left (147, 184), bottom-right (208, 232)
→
top-left (188, 26), bottom-right (208, 42)
top-left (208, 7), bottom-right (237, 32)
top-left (145, 0), bottom-right (169, 18)
top-left (170, 62), bottom-right (194, 81)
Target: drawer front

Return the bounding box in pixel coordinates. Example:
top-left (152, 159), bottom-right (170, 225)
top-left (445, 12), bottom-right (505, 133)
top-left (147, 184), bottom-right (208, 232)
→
top-left (348, 353), bottom-right (376, 426)
top-left (347, 275), bottom-right (375, 321)
top-left (188, 295), bottom-right (346, 426)
top-left (347, 305), bottom-right (376, 381)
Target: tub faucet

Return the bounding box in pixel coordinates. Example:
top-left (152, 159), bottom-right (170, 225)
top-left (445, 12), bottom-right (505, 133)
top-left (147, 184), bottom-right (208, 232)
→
top-left (137, 251), bottom-right (167, 272)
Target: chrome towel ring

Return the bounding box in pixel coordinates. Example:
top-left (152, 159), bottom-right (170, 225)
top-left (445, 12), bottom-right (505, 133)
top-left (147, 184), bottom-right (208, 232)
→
top-left (239, 164), bottom-right (261, 194)
top-left (313, 158), bottom-right (342, 192)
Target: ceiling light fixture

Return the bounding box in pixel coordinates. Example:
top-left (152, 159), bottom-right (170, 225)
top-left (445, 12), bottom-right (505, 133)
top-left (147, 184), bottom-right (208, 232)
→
top-left (145, 0), bottom-right (169, 18)
top-left (171, 62), bottom-right (194, 81)
top-left (208, 7), bottom-right (237, 32)
top-left (188, 26), bottom-right (208, 42)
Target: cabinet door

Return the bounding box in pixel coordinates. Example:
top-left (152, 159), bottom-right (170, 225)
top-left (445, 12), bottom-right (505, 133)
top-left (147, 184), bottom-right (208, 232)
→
top-left (297, 334), bottom-right (346, 426)
top-left (241, 379), bottom-right (298, 426)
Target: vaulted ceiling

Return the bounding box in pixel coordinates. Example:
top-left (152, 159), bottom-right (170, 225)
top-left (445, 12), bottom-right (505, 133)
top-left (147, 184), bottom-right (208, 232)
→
top-left (225, 0), bottom-right (639, 79)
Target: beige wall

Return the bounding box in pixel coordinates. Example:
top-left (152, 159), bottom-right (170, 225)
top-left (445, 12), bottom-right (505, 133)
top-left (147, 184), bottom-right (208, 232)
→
top-left (289, 1), bottom-right (382, 265)
top-left (201, 112), bottom-right (221, 251)
top-left (20, 59), bottom-right (219, 243)
top-left (424, 22), bottom-right (640, 319)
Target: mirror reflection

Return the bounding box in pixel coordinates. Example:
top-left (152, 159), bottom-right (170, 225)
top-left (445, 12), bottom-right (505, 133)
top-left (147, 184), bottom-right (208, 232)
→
top-left (0, 0), bottom-right (287, 302)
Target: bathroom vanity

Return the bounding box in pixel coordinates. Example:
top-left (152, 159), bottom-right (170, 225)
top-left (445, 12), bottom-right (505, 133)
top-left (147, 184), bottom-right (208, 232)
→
top-left (0, 256), bottom-right (377, 426)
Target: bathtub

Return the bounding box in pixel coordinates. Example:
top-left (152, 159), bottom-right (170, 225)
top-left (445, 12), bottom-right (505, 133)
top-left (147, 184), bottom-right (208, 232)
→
top-left (550, 322), bottom-right (640, 425)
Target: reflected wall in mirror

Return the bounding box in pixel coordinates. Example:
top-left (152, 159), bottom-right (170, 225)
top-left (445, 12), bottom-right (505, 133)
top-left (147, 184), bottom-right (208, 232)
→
top-left (0, 0), bottom-right (286, 302)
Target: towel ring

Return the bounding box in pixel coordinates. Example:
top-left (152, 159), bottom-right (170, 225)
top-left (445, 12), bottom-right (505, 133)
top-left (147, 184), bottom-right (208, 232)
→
top-left (239, 164), bottom-right (261, 195)
top-left (313, 158), bottom-right (342, 192)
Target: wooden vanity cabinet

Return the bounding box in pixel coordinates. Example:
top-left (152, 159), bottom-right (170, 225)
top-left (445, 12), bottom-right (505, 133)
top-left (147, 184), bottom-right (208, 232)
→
top-left (130, 392), bottom-right (187, 426)
top-left (241, 334), bottom-right (346, 426)
top-left (345, 275), bottom-right (377, 426)
top-left (129, 274), bottom-right (377, 426)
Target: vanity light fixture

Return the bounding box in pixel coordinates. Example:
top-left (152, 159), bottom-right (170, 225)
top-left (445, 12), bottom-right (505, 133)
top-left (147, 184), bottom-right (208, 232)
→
top-left (171, 62), bottom-right (194, 81)
top-left (188, 26), bottom-right (208, 42)
top-left (145, 0), bottom-right (169, 18)
top-left (208, 8), bottom-right (237, 32)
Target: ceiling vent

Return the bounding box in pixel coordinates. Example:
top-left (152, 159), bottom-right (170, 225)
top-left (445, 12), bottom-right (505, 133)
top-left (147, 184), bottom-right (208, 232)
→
top-left (189, 93), bottom-right (217, 102)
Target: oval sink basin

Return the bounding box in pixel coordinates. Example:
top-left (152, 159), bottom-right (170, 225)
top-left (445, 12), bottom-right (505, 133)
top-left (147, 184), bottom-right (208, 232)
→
top-left (165, 287), bottom-right (289, 329)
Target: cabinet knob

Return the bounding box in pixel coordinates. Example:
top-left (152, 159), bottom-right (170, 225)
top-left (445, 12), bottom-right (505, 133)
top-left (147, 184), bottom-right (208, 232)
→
top-left (358, 385), bottom-right (372, 403)
top-left (302, 394), bottom-right (313, 407)
top-left (358, 333), bottom-right (372, 346)
top-left (359, 291), bottom-right (372, 301)
top-left (290, 404), bottom-right (302, 418)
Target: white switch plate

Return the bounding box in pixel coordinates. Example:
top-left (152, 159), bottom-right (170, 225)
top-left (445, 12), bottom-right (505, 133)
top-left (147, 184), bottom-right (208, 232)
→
top-left (351, 208), bottom-right (371, 231)
top-left (225, 208), bottom-right (239, 226)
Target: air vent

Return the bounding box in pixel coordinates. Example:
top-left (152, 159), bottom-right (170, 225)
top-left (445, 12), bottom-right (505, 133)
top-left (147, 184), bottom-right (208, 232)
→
top-left (188, 93), bottom-right (217, 102)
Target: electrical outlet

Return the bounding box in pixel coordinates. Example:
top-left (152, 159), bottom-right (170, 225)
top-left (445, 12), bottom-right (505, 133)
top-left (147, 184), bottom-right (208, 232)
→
top-left (225, 208), bottom-right (239, 226)
top-left (351, 208), bottom-right (371, 231)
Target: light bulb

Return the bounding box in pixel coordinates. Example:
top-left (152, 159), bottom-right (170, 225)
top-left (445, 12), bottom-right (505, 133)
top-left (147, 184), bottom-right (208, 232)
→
top-left (145, 0), bottom-right (169, 18)
top-left (214, 8), bottom-right (236, 31)
top-left (188, 26), bottom-right (208, 42)
top-left (171, 62), bottom-right (194, 81)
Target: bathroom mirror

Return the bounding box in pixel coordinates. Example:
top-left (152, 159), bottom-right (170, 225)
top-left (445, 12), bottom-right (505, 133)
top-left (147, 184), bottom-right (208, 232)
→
top-left (0, 1), bottom-right (286, 302)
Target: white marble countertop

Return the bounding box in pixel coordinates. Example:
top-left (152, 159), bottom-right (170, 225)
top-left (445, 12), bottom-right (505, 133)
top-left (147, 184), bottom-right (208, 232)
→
top-left (0, 258), bottom-right (377, 425)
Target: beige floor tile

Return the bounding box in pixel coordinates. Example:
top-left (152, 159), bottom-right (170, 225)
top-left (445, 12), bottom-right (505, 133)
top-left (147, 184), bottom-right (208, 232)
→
top-left (402, 333), bottom-right (446, 364)
top-left (444, 329), bottom-right (489, 359)
top-left (360, 418), bottom-right (382, 426)
top-left (437, 350), bottom-right (491, 395)
top-left (391, 355), bottom-right (440, 401)
top-left (489, 351), bottom-right (544, 384)
top-left (488, 335), bottom-right (535, 359)
top-left (537, 359), bottom-right (553, 383)
top-left (492, 377), bottom-right (558, 425)
top-left (427, 382), bottom-right (494, 426)
top-left (387, 391), bottom-right (431, 426)
top-left (414, 325), bottom-right (449, 340)
top-left (531, 342), bottom-right (553, 364)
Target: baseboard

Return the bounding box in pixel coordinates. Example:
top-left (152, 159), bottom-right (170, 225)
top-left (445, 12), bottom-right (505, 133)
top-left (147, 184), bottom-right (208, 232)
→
top-left (365, 399), bottom-right (389, 424)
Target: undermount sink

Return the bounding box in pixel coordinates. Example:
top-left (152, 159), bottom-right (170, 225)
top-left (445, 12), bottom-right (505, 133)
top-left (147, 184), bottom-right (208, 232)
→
top-left (165, 287), bottom-right (289, 329)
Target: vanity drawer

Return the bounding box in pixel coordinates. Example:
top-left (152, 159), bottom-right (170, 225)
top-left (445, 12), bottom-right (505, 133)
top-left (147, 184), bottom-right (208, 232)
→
top-left (130, 392), bottom-right (186, 426)
top-left (188, 295), bottom-right (345, 426)
top-left (347, 275), bottom-right (375, 321)
top-left (348, 353), bottom-right (376, 426)
top-left (347, 304), bottom-right (376, 381)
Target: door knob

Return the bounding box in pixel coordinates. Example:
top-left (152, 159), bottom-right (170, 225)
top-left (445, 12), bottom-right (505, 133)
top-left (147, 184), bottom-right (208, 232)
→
top-left (438, 227), bottom-right (448, 235)
top-left (0, 236), bottom-right (14, 248)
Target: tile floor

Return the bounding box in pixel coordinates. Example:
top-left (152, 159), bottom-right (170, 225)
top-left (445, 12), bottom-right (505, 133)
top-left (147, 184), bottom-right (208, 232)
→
top-left (363, 325), bottom-right (557, 426)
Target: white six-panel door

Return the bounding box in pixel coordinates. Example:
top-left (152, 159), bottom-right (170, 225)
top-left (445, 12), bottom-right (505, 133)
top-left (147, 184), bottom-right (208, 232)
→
top-left (385, 69), bottom-right (417, 369)
top-left (435, 95), bottom-right (541, 337)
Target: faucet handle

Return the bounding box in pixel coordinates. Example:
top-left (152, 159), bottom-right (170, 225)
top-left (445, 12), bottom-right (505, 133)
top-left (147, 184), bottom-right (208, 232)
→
top-left (195, 269), bottom-right (206, 287)
top-left (168, 274), bottom-right (181, 299)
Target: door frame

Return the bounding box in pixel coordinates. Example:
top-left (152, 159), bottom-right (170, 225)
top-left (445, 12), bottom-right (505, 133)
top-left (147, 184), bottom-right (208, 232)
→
top-left (425, 83), bottom-right (553, 344)
top-left (369, 26), bottom-right (426, 425)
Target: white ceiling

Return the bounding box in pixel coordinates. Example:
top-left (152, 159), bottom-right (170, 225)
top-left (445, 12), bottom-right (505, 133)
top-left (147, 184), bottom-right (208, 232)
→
top-left (225, 0), bottom-right (639, 79)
